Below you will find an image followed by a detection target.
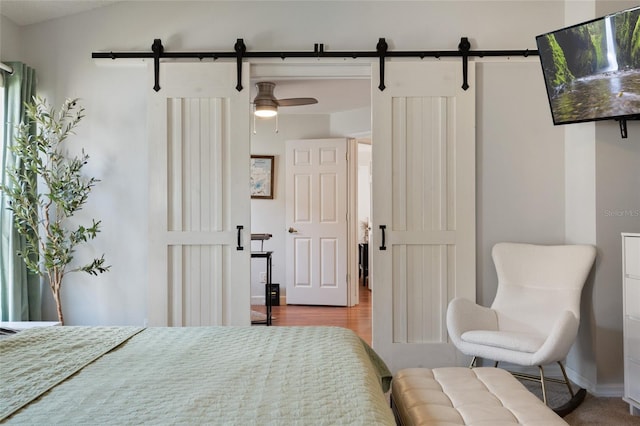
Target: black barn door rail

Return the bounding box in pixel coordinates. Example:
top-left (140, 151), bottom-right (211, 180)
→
top-left (91, 37), bottom-right (539, 93)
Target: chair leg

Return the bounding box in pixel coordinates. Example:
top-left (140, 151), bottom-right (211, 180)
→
top-left (469, 356), bottom-right (477, 368)
top-left (468, 357), bottom-right (500, 369)
top-left (557, 361), bottom-right (575, 398)
top-left (539, 365), bottom-right (548, 405)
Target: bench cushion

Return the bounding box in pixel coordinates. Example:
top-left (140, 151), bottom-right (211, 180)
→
top-left (391, 367), bottom-right (567, 425)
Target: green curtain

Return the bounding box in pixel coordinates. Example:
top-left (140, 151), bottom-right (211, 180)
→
top-left (0, 62), bottom-right (41, 321)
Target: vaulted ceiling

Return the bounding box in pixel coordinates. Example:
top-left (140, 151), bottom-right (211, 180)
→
top-left (0, 0), bottom-right (121, 26)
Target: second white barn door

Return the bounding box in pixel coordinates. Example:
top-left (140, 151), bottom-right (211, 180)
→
top-left (285, 138), bottom-right (348, 306)
top-left (371, 61), bottom-right (476, 372)
top-left (148, 62), bottom-right (251, 326)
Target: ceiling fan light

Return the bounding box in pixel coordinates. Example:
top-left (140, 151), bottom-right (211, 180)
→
top-left (255, 104), bottom-right (277, 118)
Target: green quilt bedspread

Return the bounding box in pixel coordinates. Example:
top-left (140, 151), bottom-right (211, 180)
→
top-left (1, 326), bottom-right (394, 425)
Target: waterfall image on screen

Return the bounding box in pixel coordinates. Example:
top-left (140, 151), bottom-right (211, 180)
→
top-left (536, 6), bottom-right (640, 125)
top-left (604, 16), bottom-right (619, 72)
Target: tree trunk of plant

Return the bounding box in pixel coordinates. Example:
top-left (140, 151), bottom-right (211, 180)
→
top-left (51, 273), bottom-right (64, 326)
top-left (53, 290), bottom-right (64, 326)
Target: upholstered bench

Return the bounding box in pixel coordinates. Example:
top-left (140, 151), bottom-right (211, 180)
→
top-left (391, 367), bottom-right (568, 425)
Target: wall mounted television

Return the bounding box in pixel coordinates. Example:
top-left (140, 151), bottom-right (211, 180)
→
top-left (536, 6), bottom-right (640, 132)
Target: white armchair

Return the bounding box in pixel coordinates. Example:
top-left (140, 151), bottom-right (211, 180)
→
top-left (447, 242), bottom-right (596, 410)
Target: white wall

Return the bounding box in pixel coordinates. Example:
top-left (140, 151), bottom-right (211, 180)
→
top-left (331, 107), bottom-right (371, 137)
top-left (594, 125), bottom-right (640, 389)
top-left (476, 61), bottom-right (566, 306)
top-left (0, 15), bottom-right (22, 61)
top-left (2, 0), bottom-right (638, 393)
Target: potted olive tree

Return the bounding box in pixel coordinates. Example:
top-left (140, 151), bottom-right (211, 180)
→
top-left (1, 97), bottom-right (109, 325)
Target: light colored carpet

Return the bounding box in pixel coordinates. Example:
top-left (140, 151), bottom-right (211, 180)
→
top-left (564, 394), bottom-right (639, 425)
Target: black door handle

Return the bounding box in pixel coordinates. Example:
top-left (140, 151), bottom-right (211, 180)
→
top-left (236, 225), bottom-right (244, 250)
top-left (379, 225), bottom-right (386, 250)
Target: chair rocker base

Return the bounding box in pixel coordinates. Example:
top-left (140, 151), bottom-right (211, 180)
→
top-left (552, 387), bottom-right (586, 417)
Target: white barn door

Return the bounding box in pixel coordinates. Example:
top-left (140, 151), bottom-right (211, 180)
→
top-left (148, 63), bottom-right (251, 326)
top-left (372, 61), bottom-right (476, 372)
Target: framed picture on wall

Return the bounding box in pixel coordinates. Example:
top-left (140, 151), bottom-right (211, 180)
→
top-left (250, 155), bottom-right (275, 199)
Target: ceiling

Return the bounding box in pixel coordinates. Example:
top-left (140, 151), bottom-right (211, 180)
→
top-left (0, 1), bottom-right (371, 115)
top-left (0, 0), bottom-right (121, 26)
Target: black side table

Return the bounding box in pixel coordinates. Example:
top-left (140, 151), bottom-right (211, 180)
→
top-left (358, 243), bottom-right (368, 285)
top-left (251, 251), bottom-right (273, 325)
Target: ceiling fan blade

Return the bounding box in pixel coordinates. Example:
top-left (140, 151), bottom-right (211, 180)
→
top-left (277, 98), bottom-right (318, 107)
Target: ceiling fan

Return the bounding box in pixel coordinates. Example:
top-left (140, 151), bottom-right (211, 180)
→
top-left (253, 81), bottom-right (318, 117)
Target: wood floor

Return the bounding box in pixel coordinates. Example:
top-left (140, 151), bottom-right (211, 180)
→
top-left (251, 284), bottom-right (372, 345)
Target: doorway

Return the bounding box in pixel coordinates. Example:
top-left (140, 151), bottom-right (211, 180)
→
top-left (248, 75), bottom-right (372, 340)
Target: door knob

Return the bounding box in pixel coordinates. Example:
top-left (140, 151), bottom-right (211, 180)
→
top-left (288, 227), bottom-right (298, 233)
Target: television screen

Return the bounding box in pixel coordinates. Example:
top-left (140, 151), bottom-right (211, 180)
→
top-left (536, 6), bottom-right (640, 125)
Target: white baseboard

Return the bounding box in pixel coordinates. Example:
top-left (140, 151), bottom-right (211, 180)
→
top-left (565, 365), bottom-right (624, 397)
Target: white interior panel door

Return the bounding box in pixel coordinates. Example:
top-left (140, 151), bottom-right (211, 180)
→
top-left (372, 61), bottom-right (476, 372)
top-left (148, 62), bottom-right (251, 326)
top-left (285, 139), bottom-right (348, 306)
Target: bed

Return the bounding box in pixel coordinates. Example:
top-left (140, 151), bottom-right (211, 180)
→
top-left (1, 326), bottom-right (394, 425)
